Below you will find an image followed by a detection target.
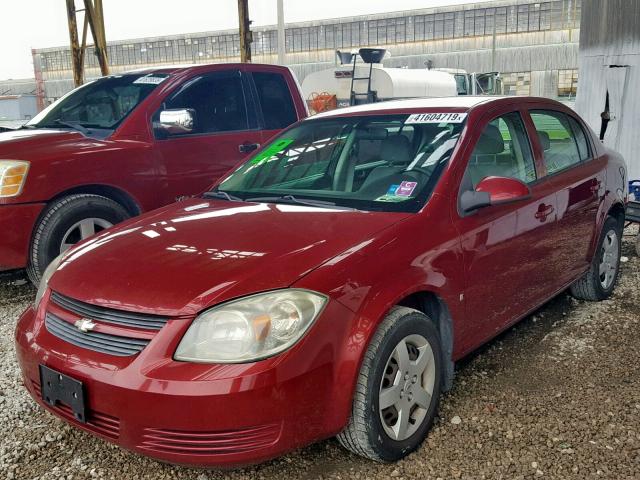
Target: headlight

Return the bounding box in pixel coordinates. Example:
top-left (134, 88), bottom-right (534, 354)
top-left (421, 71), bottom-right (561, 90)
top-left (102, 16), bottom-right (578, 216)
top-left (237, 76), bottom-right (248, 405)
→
top-left (34, 254), bottom-right (64, 308)
top-left (174, 289), bottom-right (327, 363)
top-left (0, 160), bottom-right (30, 197)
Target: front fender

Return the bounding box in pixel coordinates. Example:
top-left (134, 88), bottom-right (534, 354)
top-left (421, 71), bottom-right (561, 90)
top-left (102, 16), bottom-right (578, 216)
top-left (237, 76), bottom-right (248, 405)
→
top-left (293, 211), bottom-right (465, 428)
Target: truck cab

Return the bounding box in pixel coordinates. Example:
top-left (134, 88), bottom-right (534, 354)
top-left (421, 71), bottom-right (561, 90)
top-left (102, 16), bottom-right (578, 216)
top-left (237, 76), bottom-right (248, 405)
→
top-left (0, 63), bottom-right (307, 282)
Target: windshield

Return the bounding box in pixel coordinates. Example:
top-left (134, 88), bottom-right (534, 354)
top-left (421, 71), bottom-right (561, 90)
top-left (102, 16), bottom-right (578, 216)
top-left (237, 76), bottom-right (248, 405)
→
top-left (27, 73), bottom-right (169, 131)
top-left (217, 113), bottom-right (466, 213)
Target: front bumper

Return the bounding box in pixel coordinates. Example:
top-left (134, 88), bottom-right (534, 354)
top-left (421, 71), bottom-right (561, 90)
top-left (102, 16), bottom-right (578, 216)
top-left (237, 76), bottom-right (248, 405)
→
top-left (0, 202), bottom-right (45, 270)
top-left (15, 299), bottom-right (355, 467)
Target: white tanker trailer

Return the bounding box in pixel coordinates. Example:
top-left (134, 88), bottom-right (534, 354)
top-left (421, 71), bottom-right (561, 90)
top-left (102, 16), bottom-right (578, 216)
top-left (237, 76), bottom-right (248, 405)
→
top-left (301, 48), bottom-right (502, 114)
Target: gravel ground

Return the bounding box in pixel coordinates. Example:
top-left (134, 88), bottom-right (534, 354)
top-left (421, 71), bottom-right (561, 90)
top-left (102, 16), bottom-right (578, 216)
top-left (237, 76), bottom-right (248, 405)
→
top-left (1, 226), bottom-right (638, 480)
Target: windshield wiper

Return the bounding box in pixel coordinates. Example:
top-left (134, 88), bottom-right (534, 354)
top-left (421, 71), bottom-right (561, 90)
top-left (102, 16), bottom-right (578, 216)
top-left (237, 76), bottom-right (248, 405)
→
top-left (202, 190), bottom-right (244, 202)
top-left (245, 194), bottom-right (357, 211)
top-left (53, 120), bottom-right (90, 134)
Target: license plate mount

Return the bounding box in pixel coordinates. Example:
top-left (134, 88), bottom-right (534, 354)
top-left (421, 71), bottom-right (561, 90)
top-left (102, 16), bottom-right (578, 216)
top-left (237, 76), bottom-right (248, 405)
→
top-left (39, 365), bottom-right (87, 423)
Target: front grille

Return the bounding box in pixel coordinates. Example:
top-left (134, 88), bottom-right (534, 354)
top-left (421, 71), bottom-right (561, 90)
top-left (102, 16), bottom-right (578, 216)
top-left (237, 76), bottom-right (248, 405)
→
top-left (45, 312), bottom-right (150, 356)
top-left (139, 424), bottom-right (281, 456)
top-left (32, 381), bottom-right (120, 439)
top-left (50, 291), bottom-right (168, 330)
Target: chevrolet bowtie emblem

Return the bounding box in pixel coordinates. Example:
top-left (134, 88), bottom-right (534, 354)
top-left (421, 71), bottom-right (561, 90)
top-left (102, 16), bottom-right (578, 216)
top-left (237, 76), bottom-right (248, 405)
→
top-left (74, 318), bottom-right (96, 333)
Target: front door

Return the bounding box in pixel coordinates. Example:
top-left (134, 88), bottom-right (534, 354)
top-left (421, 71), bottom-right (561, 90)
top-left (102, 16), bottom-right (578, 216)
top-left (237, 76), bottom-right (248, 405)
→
top-left (153, 70), bottom-right (263, 204)
top-left (453, 110), bottom-right (560, 350)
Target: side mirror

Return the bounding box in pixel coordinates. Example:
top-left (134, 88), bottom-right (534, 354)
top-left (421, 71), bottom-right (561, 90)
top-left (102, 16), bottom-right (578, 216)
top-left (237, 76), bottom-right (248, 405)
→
top-left (158, 108), bottom-right (195, 135)
top-left (461, 176), bottom-right (531, 213)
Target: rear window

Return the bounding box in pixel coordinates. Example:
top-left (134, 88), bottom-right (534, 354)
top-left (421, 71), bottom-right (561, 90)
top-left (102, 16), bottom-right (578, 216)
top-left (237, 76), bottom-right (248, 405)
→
top-left (530, 110), bottom-right (582, 174)
top-left (253, 72), bottom-right (297, 130)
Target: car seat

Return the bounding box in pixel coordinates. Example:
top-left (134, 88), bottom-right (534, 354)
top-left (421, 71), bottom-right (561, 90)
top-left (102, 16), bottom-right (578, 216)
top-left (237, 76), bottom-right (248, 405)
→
top-left (359, 136), bottom-right (413, 190)
top-left (467, 124), bottom-right (508, 186)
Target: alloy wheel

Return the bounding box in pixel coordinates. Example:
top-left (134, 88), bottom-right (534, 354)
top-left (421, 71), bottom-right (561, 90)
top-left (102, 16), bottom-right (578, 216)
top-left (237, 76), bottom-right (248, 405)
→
top-left (60, 218), bottom-right (113, 253)
top-left (599, 229), bottom-right (619, 289)
top-left (378, 334), bottom-right (436, 441)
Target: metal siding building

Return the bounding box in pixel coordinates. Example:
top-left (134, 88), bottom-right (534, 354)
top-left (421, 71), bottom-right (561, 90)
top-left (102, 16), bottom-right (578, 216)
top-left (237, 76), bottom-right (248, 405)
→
top-left (575, 0), bottom-right (640, 180)
top-left (23, 0), bottom-right (581, 106)
top-left (0, 95), bottom-right (38, 121)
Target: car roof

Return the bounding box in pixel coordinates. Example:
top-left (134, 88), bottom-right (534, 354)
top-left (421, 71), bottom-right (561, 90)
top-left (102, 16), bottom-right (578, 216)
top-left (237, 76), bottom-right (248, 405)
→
top-left (310, 96), bottom-right (503, 120)
top-left (122, 63), bottom-right (289, 76)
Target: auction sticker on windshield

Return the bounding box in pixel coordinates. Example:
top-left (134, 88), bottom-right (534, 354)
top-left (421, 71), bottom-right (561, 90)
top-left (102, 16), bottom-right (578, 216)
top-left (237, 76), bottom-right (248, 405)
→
top-left (406, 113), bottom-right (467, 124)
top-left (133, 75), bottom-right (168, 85)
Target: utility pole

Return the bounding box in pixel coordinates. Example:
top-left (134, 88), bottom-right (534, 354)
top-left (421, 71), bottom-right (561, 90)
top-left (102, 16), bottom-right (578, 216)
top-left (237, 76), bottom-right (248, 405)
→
top-left (238, 0), bottom-right (252, 62)
top-left (83, 0), bottom-right (109, 76)
top-left (65, 0), bottom-right (84, 86)
top-left (65, 0), bottom-right (109, 87)
top-left (277, 0), bottom-right (285, 65)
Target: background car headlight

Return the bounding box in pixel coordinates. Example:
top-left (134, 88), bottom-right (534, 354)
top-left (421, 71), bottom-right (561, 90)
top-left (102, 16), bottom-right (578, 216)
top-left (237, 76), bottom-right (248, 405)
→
top-left (34, 254), bottom-right (64, 308)
top-left (174, 289), bottom-right (327, 363)
top-left (0, 160), bottom-right (30, 197)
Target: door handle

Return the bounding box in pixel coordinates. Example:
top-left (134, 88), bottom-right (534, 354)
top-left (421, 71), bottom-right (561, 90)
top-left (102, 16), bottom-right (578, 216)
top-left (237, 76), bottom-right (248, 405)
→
top-left (239, 142), bottom-right (260, 153)
top-left (534, 203), bottom-right (555, 221)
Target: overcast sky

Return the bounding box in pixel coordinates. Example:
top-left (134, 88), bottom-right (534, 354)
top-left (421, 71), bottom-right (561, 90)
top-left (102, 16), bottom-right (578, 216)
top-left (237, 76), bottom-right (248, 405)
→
top-left (0, 0), bottom-right (484, 80)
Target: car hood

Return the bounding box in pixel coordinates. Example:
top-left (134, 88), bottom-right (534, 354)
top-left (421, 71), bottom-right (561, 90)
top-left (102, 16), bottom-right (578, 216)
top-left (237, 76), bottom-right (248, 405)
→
top-left (49, 199), bottom-right (410, 316)
top-left (0, 128), bottom-right (98, 159)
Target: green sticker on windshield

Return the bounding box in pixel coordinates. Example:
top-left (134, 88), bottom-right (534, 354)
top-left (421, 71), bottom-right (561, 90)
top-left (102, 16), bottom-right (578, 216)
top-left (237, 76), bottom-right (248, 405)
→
top-left (250, 138), bottom-right (294, 165)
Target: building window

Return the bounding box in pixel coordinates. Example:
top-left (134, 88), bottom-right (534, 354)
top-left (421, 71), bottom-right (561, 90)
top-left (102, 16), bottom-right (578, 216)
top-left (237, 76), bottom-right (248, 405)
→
top-left (502, 72), bottom-right (531, 96)
top-left (557, 69), bottom-right (578, 98)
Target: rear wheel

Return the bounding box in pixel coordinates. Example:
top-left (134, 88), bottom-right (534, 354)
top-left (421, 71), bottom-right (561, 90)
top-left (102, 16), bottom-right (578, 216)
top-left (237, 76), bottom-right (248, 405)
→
top-left (337, 306), bottom-right (442, 462)
top-left (27, 194), bottom-right (129, 285)
top-left (570, 216), bottom-right (622, 301)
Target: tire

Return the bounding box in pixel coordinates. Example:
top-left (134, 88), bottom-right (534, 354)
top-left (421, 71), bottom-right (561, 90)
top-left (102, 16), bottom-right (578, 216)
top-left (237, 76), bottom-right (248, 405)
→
top-left (570, 216), bottom-right (622, 301)
top-left (337, 306), bottom-right (443, 462)
top-left (27, 194), bottom-right (129, 285)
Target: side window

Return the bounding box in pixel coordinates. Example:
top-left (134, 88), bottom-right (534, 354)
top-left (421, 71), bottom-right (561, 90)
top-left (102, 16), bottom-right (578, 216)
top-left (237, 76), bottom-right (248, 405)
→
top-left (466, 112), bottom-right (537, 188)
top-left (567, 115), bottom-right (591, 161)
top-left (530, 110), bottom-right (582, 174)
top-left (252, 72), bottom-right (297, 130)
top-left (163, 72), bottom-right (248, 135)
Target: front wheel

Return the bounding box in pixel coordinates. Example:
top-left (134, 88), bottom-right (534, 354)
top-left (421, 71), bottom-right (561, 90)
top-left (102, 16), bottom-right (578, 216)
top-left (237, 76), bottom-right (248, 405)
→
top-left (337, 306), bottom-right (442, 462)
top-left (570, 215), bottom-right (622, 301)
top-left (27, 194), bottom-right (129, 285)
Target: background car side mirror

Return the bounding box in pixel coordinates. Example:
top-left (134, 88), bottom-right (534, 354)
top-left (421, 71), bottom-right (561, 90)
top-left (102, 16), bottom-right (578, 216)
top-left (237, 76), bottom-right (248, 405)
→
top-left (461, 176), bottom-right (531, 213)
top-left (158, 109), bottom-right (195, 135)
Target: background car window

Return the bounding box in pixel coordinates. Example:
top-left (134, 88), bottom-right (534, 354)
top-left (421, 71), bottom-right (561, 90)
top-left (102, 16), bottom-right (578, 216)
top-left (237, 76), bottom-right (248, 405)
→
top-left (253, 72), bottom-right (297, 130)
top-left (466, 112), bottom-right (536, 187)
top-left (28, 74), bottom-right (168, 130)
top-left (530, 110), bottom-right (582, 174)
top-left (566, 115), bottom-right (591, 161)
top-left (164, 73), bottom-right (248, 134)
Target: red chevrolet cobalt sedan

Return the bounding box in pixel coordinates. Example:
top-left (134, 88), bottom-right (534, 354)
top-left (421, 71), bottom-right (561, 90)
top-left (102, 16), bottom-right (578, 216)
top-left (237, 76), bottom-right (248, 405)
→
top-left (16, 97), bottom-right (627, 467)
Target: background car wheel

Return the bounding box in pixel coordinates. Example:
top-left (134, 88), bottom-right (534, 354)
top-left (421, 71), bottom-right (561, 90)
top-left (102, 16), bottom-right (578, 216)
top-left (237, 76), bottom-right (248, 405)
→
top-left (570, 215), bottom-right (622, 301)
top-left (27, 194), bottom-right (129, 285)
top-left (337, 306), bottom-right (442, 462)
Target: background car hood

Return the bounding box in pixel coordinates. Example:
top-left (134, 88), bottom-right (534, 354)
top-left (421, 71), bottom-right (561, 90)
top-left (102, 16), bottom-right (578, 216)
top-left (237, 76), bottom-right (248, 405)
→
top-left (49, 199), bottom-right (410, 316)
top-left (0, 128), bottom-right (96, 159)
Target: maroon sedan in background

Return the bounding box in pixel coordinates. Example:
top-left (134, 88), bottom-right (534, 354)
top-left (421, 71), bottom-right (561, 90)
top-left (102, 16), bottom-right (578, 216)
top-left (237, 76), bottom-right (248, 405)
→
top-left (16, 96), bottom-right (626, 467)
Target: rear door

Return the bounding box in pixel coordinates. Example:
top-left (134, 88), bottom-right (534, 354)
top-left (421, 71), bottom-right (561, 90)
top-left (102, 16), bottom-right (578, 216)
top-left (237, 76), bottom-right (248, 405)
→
top-left (453, 108), bottom-right (561, 348)
top-left (528, 109), bottom-right (605, 284)
top-left (248, 69), bottom-right (301, 144)
top-left (152, 69), bottom-right (263, 204)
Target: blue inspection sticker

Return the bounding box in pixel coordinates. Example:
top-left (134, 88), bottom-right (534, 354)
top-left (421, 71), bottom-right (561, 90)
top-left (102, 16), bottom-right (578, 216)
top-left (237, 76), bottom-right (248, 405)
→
top-left (387, 184), bottom-right (400, 195)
